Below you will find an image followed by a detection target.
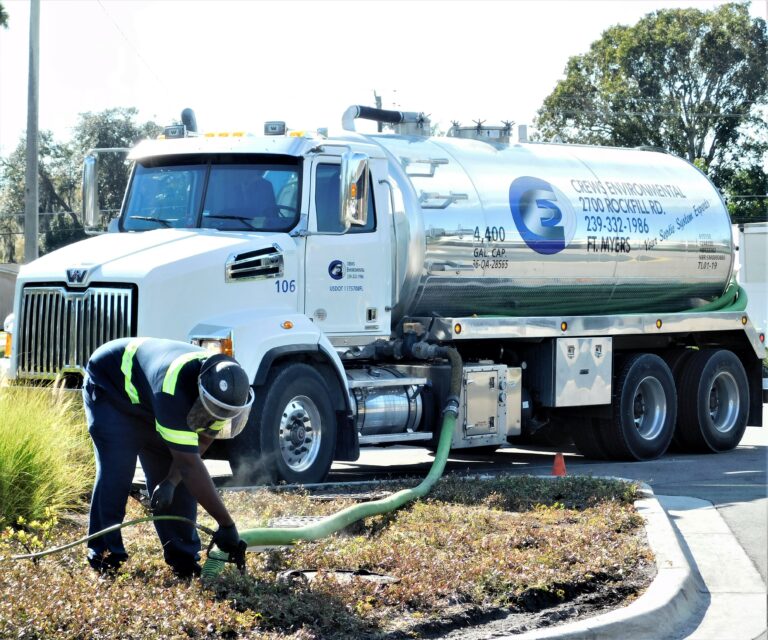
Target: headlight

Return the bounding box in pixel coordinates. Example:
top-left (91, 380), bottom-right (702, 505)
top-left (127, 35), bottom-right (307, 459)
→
top-left (191, 335), bottom-right (233, 357)
top-left (2, 313), bottom-right (13, 358)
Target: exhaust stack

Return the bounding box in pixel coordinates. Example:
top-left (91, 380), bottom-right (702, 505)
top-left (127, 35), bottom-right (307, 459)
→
top-left (181, 108), bottom-right (197, 133)
top-left (342, 105), bottom-right (430, 136)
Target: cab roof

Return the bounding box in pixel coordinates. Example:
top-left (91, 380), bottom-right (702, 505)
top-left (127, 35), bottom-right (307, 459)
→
top-left (128, 134), bottom-right (319, 161)
top-left (128, 131), bottom-right (386, 161)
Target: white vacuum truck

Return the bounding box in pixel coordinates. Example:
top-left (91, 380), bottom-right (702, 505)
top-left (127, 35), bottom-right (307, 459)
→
top-left (6, 106), bottom-right (765, 484)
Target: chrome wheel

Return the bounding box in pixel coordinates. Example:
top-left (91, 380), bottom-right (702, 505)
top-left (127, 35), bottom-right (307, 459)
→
top-left (279, 395), bottom-right (322, 473)
top-left (708, 371), bottom-right (740, 434)
top-left (631, 376), bottom-right (667, 441)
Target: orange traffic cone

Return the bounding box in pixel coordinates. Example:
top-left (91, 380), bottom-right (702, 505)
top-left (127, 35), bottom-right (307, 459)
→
top-left (552, 452), bottom-right (567, 477)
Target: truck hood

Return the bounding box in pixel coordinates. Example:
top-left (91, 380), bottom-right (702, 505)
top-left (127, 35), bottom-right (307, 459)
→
top-left (19, 229), bottom-right (285, 285)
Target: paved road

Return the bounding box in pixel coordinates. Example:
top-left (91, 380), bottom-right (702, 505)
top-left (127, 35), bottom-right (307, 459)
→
top-left (328, 415), bottom-right (768, 584)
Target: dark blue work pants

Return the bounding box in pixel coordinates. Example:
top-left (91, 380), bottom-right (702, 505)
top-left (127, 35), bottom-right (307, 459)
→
top-left (83, 378), bottom-right (201, 569)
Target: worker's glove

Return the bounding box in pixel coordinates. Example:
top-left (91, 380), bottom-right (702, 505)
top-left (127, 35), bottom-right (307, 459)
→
top-left (212, 524), bottom-right (241, 554)
top-left (150, 479), bottom-right (176, 514)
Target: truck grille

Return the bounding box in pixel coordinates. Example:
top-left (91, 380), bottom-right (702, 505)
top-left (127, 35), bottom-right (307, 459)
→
top-left (18, 285), bottom-right (136, 378)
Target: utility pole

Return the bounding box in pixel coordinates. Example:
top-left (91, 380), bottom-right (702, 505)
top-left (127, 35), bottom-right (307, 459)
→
top-left (24, 0), bottom-right (40, 263)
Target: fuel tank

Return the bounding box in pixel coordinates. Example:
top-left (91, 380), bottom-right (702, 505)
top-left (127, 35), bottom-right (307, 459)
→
top-left (370, 135), bottom-right (733, 319)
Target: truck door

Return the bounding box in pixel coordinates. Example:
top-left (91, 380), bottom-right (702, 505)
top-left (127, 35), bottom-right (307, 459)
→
top-left (304, 154), bottom-right (392, 337)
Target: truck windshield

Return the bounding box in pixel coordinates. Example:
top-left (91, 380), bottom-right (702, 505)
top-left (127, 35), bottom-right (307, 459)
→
top-left (122, 154), bottom-right (300, 232)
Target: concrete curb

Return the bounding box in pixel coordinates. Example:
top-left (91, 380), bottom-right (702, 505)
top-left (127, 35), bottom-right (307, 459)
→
top-left (511, 482), bottom-right (702, 640)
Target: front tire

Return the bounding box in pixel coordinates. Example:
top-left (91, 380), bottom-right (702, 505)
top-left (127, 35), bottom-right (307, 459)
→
top-left (599, 354), bottom-right (676, 460)
top-left (230, 363), bottom-right (337, 485)
top-left (676, 349), bottom-right (749, 452)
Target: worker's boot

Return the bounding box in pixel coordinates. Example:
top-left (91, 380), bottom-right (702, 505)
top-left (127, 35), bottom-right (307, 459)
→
top-left (169, 560), bottom-right (202, 579)
top-left (87, 549), bottom-right (128, 575)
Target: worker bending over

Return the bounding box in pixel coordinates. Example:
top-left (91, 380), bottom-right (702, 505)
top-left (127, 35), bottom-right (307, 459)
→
top-left (83, 337), bottom-right (254, 577)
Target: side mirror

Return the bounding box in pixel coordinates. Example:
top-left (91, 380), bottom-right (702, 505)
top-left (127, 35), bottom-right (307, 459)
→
top-left (340, 152), bottom-right (369, 230)
top-left (82, 154), bottom-right (100, 233)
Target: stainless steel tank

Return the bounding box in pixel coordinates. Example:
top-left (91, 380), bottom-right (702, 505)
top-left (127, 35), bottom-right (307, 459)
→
top-left (370, 135), bottom-right (733, 319)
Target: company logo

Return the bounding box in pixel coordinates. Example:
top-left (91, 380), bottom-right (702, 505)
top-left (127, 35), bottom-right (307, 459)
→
top-left (66, 268), bottom-right (89, 285)
top-left (509, 176), bottom-right (576, 255)
top-left (328, 260), bottom-right (345, 280)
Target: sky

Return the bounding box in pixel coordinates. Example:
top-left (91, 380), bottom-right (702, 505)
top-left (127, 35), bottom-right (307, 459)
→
top-left (0, 0), bottom-right (766, 155)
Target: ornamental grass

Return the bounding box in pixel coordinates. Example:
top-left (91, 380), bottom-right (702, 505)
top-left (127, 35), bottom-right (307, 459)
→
top-left (0, 384), bottom-right (93, 527)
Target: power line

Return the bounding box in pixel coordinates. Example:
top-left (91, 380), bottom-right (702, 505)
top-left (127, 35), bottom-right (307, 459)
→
top-left (95, 0), bottom-right (164, 89)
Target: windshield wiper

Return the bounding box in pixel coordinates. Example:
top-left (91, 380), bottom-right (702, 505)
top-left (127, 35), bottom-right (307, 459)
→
top-left (131, 215), bottom-right (172, 228)
top-left (204, 214), bottom-right (259, 230)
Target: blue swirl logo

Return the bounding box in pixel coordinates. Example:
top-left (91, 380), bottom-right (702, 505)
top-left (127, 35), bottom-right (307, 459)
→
top-left (328, 260), bottom-right (345, 280)
top-left (509, 176), bottom-right (575, 255)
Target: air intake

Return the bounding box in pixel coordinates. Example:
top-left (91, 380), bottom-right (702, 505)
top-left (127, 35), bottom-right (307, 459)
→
top-left (225, 245), bottom-right (284, 282)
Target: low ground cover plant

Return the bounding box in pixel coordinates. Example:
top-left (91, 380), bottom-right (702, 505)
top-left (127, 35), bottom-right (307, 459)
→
top-left (0, 476), bottom-right (652, 639)
top-left (0, 385), bottom-right (93, 527)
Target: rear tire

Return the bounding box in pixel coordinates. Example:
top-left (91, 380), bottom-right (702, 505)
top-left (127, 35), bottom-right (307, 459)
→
top-left (676, 349), bottom-right (749, 452)
top-left (599, 353), bottom-right (676, 460)
top-left (662, 348), bottom-right (695, 451)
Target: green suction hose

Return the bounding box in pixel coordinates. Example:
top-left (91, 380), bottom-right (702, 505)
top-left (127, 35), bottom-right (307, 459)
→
top-left (690, 280), bottom-right (748, 313)
top-left (202, 347), bottom-right (464, 579)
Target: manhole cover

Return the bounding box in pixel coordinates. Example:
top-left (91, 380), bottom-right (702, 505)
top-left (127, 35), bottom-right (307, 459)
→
top-left (277, 569), bottom-right (400, 585)
top-left (267, 515), bottom-right (327, 528)
top-left (309, 491), bottom-right (393, 502)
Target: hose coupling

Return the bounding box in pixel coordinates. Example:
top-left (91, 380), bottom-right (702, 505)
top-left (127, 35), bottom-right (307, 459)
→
top-left (410, 341), bottom-right (441, 360)
top-left (442, 395), bottom-right (460, 417)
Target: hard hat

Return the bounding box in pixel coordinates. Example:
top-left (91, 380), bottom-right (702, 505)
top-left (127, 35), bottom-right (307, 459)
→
top-left (187, 354), bottom-right (254, 439)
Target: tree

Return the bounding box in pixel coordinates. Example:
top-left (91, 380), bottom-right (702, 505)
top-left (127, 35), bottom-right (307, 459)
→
top-left (0, 3), bottom-right (8, 29)
top-left (71, 107), bottom-right (161, 214)
top-left (0, 107), bottom-right (160, 259)
top-left (535, 3), bottom-right (767, 221)
top-left (713, 158), bottom-right (768, 223)
top-left (0, 132), bottom-right (72, 261)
